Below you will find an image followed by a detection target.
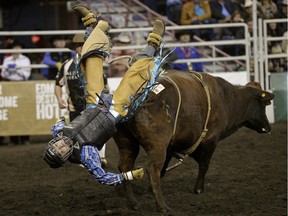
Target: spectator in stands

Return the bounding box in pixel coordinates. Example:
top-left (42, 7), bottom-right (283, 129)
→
top-left (1, 41), bottom-right (31, 81)
top-left (209, 0), bottom-right (237, 40)
top-left (1, 40), bottom-right (31, 145)
top-left (259, 0), bottom-right (278, 19)
top-left (268, 44), bottom-right (286, 72)
top-left (240, 0), bottom-right (267, 20)
top-left (108, 33), bottom-right (136, 77)
top-left (54, 33), bottom-right (86, 122)
top-left (41, 35), bottom-right (74, 80)
top-left (166, 0), bottom-right (182, 24)
top-left (180, 0), bottom-right (213, 40)
top-left (172, 30), bottom-right (204, 72)
top-left (267, 20), bottom-right (286, 73)
top-left (267, 20), bottom-right (285, 54)
top-left (240, 0), bottom-right (253, 21)
top-left (275, 0), bottom-right (288, 31)
top-left (221, 10), bottom-right (245, 55)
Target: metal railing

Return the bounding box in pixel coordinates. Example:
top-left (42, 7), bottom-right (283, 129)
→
top-left (83, 0), bottom-right (248, 72)
top-left (0, 23), bottom-right (250, 77)
top-left (261, 18), bottom-right (288, 89)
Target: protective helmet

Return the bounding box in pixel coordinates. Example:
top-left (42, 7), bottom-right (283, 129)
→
top-left (43, 136), bottom-right (73, 168)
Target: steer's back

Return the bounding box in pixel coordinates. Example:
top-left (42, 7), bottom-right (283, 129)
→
top-left (125, 71), bottom-right (234, 152)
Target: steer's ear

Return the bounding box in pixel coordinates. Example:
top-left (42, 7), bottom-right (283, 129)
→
top-left (246, 81), bottom-right (262, 89)
top-left (259, 91), bottom-right (274, 105)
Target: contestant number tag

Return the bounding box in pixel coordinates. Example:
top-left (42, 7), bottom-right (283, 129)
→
top-left (152, 84), bottom-right (165, 94)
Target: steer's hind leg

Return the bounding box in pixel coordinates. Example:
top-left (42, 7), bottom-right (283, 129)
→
top-left (191, 142), bottom-right (217, 194)
top-left (114, 131), bottom-right (140, 210)
top-left (146, 146), bottom-right (171, 213)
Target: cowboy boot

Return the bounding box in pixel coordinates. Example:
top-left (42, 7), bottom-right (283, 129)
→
top-left (147, 18), bottom-right (166, 49)
top-left (113, 18), bottom-right (166, 117)
top-left (73, 4), bottom-right (100, 27)
top-left (130, 18), bottom-right (165, 64)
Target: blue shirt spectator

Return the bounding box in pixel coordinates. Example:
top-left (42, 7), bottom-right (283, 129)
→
top-left (172, 30), bottom-right (204, 72)
top-left (41, 36), bottom-right (74, 80)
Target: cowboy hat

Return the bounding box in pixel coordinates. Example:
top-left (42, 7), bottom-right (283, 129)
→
top-left (244, 0), bottom-right (253, 7)
top-left (66, 33), bottom-right (85, 50)
top-left (112, 33), bottom-right (132, 44)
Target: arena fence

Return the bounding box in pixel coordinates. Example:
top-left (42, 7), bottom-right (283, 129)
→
top-left (0, 20), bottom-right (286, 135)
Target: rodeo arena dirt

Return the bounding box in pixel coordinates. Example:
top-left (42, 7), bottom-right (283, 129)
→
top-left (0, 121), bottom-right (286, 216)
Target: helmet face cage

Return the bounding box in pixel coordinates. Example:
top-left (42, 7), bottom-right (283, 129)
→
top-left (45, 136), bottom-right (74, 165)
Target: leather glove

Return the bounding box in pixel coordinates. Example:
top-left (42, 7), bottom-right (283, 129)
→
top-left (51, 117), bottom-right (66, 138)
top-left (56, 62), bottom-right (62, 71)
top-left (123, 168), bottom-right (144, 181)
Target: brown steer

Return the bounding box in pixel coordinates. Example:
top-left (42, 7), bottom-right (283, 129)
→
top-left (113, 70), bottom-right (274, 212)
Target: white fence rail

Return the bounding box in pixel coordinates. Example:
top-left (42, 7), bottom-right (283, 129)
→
top-left (261, 18), bottom-right (288, 89)
top-left (1, 20), bottom-right (287, 90)
top-left (0, 23), bottom-right (250, 75)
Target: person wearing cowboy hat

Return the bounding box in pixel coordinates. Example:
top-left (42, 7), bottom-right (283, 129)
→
top-left (41, 35), bottom-right (73, 80)
top-left (54, 33), bottom-right (86, 122)
top-left (108, 33), bottom-right (136, 77)
top-left (172, 30), bottom-right (204, 72)
top-left (237, 0), bottom-right (262, 21)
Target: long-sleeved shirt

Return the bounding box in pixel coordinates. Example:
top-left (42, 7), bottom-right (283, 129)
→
top-left (55, 57), bottom-right (85, 112)
top-left (1, 54), bottom-right (31, 80)
top-left (51, 117), bottom-right (125, 186)
top-left (41, 51), bottom-right (74, 80)
top-left (180, 1), bottom-right (211, 25)
top-left (80, 145), bottom-right (125, 186)
top-left (172, 47), bottom-right (204, 72)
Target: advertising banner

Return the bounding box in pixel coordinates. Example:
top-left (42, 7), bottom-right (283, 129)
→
top-left (0, 81), bottom-right (68, 136)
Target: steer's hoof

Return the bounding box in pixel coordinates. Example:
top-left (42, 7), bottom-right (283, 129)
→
top-left (194, 187), bottom-right (204, 194)
top-left (157, 204), bottom-right (171, 213)
top-left (194, 182), bottom-right (204, 194)
top-left (127, 201), bottom-right (140, 210)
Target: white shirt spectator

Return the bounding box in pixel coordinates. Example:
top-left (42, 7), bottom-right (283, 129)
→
top-left (1, 53), bottom-right (31, 81)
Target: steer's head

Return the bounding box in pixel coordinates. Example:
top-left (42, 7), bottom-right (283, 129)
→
top-left (244, 82), bottom-right (274, 133)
